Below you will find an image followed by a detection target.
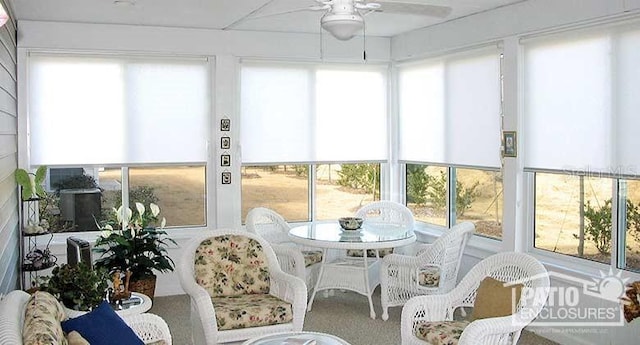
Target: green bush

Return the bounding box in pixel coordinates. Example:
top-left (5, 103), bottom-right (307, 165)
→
top-left (114, 186), bottom-right (159, 208)
top-left (582, 199), bottom-right (613, 255)
top-left (406, 165), bottom-right (430, 206)
top-left (424, 171), bottom-right (479, 217)
top-left (337, 164), bottom-right (380, 198)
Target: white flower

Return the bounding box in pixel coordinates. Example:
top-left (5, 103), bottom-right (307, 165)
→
top-left (135, 202), bottom-right (145, 216)
top-left (100, 230), bottom-right (112, 238)
top-left (160, 217), bottom-right (166, 229)
top-left (150, 203), bottom-right (160, 217)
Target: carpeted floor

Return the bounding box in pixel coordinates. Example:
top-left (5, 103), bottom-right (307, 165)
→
top-left (150, 288), bottom-right (559, 345)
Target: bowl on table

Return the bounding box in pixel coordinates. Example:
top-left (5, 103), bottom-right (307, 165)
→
top-left (338, 217), bottom-right (363, 231)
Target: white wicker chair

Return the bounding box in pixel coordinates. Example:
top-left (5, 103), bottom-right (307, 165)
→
top-left (401, 252), bottom-right (550, 345)
top-left (0, 290), bottom-right (172, 344)
top-left (245, 207), bottom-right (322, 293)
top-left (351, 201), bottom-right (416, 258)
top-left (380, 221), bottom-right (475, 320)
top-left (178, 228), bottom-right (307, 345)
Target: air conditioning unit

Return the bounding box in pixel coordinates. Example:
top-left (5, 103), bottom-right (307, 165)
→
top-left (59, 189), bottom-right (101, 231)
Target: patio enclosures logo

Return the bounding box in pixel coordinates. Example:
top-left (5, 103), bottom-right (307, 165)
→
top-left (508, 270), bottom-right (627, 328)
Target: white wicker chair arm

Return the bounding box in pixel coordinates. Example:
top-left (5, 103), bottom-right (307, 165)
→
top-left (414, 243), bottom-right (433, 256)
top-left (269, 269), bottom-right (307, 331)
top-left (401, 294), bottom-right (456, 323)
top-left (122, 313), bottom-right (172, 345)
top-left (271, 243), bottom-right (307, 282)
top-left (178, 235), bottom-right (220, 345)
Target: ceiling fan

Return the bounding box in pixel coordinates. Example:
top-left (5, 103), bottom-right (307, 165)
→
top-left (225, 0), bottom-right (453, 41)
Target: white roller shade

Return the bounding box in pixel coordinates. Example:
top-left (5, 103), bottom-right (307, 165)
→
top-left (240, 62), bottom-right (388, 164)
top-left (523, 22), bottom-right (640, 176)
top-left (29, 54), bottom-right (209, 166)
top-left (398, 47), bottom-right (502, 168)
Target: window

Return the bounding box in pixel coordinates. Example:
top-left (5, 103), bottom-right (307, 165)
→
top-left (524, 21), bottom-right (640, 271)
top-left (240, 62), bottom-right (387, 222)
top-left (241, 163), bottom-right (381, 222)
top-left (398, 46), bottom-right (503, 238)
top-left (28, 53), bottom-right (210, 231)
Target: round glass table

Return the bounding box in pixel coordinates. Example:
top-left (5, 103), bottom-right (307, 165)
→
top-left (289, 222), bottom-right (415, 319)
top-left (242, 331), bottom-right (351, 345)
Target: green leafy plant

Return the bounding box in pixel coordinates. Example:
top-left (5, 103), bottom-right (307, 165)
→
top-left (94, 203), bottom-right (176, 282)
top-left (41, 263), bottom-right (109, 311)
top-left (406, 165), bottom-right (430, 206)
top-left (337, 164), bottom-right (380, 199)
top-left (15, 166), bottom-right (47, 200)
top-left (582, 199), bottom-right (613, 255)
top-left (114, 186), bottom-right (159, 210)
top-left (53, 174), bottom-right (101, 195)
top-left (425, 171), bottom-right (480, 217)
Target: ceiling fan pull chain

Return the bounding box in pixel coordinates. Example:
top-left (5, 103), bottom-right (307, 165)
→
top-left (363, 19), bottom-right (367, 62)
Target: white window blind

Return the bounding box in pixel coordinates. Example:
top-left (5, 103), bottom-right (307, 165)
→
top-left (240, 63), bottom-right (387, 164)
top-left (523, 23), bottom-right (640, 176)
top-left (28, 54), bottom-right (209, 166)
top-left (398, 47), bottom-right (502, 168)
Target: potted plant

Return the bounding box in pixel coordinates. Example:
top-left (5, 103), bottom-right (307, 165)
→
top-left (93, 202), bottom-right (176, 299)
top-left (41, 263), bottom-right (109, 314)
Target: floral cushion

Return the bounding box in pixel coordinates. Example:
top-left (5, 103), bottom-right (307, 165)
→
top-left (211, 294), bottom-right (293, 331)
top-left (194, 235), bottom-right (271, 297)
top-left (415, 320), bottom-right (469, 345)
top-left (346, 248), bottom-right (394, 258)
top-left (302, 250), bottom-right (323, 267)
top-left (23, 291), bottom-right (68, 345)
top-left (417, 267), bottom-right (441, 288)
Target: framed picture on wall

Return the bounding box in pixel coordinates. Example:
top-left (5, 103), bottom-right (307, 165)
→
top-left (220, 118), bottom-right (231, 131)
top-left (221, 154), bottom-right (231, 167)
top-left (221, 136), bottom-right (231, 149)
top-left (221, 171), bottom-right (231, 184)
top-left (503, 131), bottom-right (517, 158)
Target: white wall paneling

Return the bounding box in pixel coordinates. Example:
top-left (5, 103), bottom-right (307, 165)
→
top-left (0, 0), bottom-right (19, 294)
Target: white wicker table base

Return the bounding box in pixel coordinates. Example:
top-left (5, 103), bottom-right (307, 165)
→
top-left (289, 222), bottom-right (416, 319)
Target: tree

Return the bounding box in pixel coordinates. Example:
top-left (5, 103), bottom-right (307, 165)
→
top-left (406, 164), bottom-right (430, 205)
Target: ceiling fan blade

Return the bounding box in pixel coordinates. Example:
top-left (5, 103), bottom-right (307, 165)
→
top-left (223, 0), bottom-right (278, 30)
top-left (355, 2), bottom-right (381, 10)
top-left (249, 6), bottom-right (328, 21)
top-left (375, 2), bottom-right (452, 18)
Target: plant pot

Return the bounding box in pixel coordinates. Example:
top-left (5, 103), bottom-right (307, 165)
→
top-left (128, 275), bottom-right (157, 299)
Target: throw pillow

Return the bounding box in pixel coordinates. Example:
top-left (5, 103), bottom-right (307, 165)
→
top-left (23, 290), bottom-right (68, 345)
top-left (61, 301), bottom-right (143, 345)
top-left (471, 276), bottom-right (523, 320)
top-left (66, 331), bottom-right (89, 345)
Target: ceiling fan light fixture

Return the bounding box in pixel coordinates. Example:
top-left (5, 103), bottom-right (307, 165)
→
top-left (321, 12), bottom-right (364, 41)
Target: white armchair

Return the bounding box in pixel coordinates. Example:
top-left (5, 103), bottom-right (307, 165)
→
top-left (178, 228), bottom-right (307, 345)
top-left (401, 252), bottom-right (550, 345)
top-left (246, 207), bottom-right (322, 293)
top-left (380, 221), bottom-right (474, 320)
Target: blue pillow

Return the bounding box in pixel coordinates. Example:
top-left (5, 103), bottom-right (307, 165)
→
top-left (61, 301), bottom-right (144, 345)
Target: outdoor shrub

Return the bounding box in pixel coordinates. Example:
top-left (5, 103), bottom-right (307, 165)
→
top-left (53, 174), bottom-right (100, 195)
top-left (456, 181), bottom-right (480, 217)
top-left (580, 199), bottom-right (640, 255)
top-left (294, 165), bottom-right (309, 177)
top-left (425, 171), bottom-right (480, 217)
top-left (406, 165), bottom-right (429, 206)
top-left (337, 164), bottom-right (380, 198)
top-left (583, 199), bottom-right (613, 255)
top-left (114, 186), bottom-right (159, 208)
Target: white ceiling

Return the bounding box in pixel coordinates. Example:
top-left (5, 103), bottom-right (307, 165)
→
top-left (6, 0), bottom-right (527, 37)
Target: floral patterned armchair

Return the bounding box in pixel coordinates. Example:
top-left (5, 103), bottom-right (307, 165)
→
top-left (178, 229), bottom-right (307, 344)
